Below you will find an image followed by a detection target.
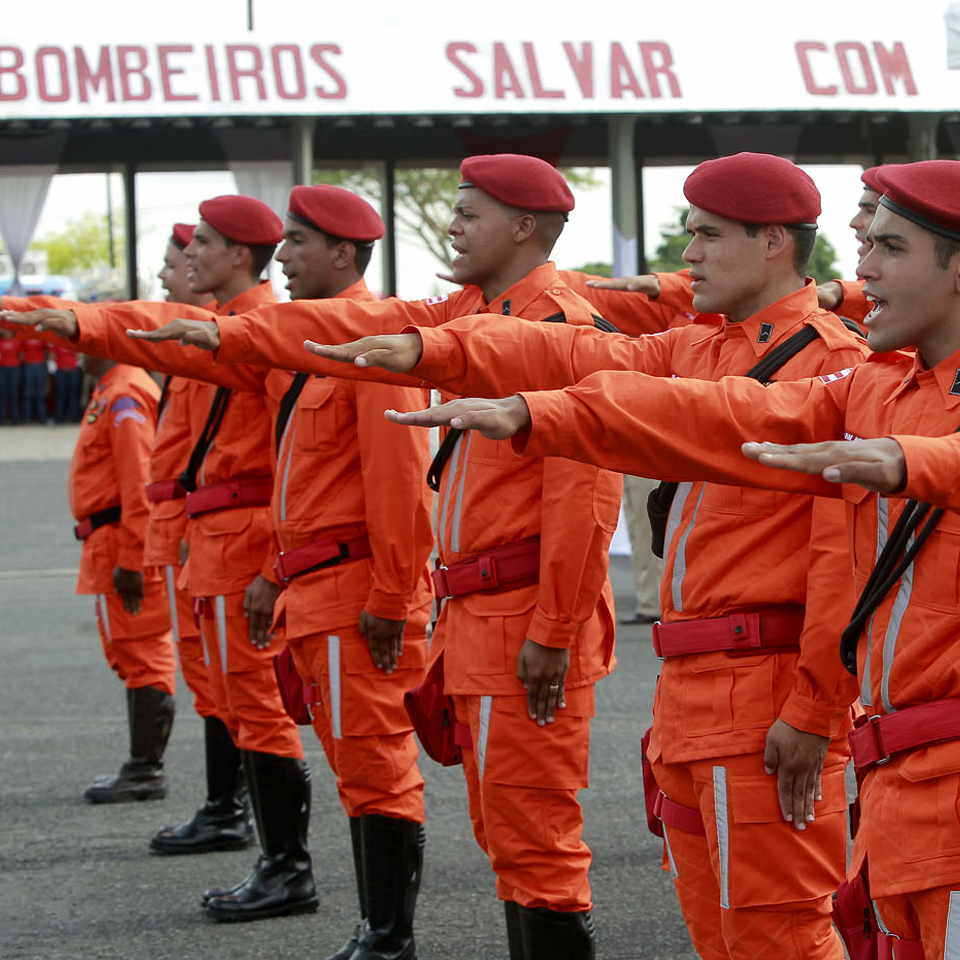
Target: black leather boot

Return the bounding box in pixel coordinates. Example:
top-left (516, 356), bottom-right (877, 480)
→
top-left (151, 716), bottom-right (253, 854)
top-left (352, 815), bottom-right (424, 960)
top-left (205, 751), bottom-right (318, 922)
top-left (516, 905), bottom-right (596, 960)
top-left (84, 686), bottom-right (175, 803)
top-left (503, 901), bottom-right (525, 960)
top-left (324, 816), bottom-right (365, 960)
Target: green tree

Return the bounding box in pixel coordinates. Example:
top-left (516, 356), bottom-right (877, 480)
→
top-left (314, 166), bottom-right (600, 271)
top-left (647, 207), bottom-right (840, 283)
top-left (33, 212), bottom-right (123, 275)
top-left (568, 261), bottom-right (612, 277)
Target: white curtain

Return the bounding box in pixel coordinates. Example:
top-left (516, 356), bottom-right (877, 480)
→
top-left (229, 160), bottom-right (293, 299)
top-left (0, 165), bottom-right (56, 294)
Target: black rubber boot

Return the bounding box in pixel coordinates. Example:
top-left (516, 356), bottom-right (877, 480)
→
top-left (352, 815), bottom-right (424, 960)
top-left (504, 901), bottom-right (525, 960)
top-left (204, 751), bottom-right (318, 922)
top-left (324, 816), bottom-right (365, 960)
top-left (151, 716), bottom-right (253, 854)
top-left (516, 906), bottom-right (596, 960)
top-left (84, 686), bottom-right (175, 803)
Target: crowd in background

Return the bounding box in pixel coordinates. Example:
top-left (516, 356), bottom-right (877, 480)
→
top-left (0, 331), bottom-right (84, 424)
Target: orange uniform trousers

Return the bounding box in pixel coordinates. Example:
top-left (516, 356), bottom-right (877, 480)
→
top-left (452, 691), bottom-right (595, 913)
top-left (163, 563), bottom-right (216, 719)
top-left (197, 591), bottom-right (302, 759)
top-left (94, 575), bottom-right (176, 695)
top-left (876, 885), bottom-right (960, 958)
top-left (287, 622), bottom-right (427, 823)
top-left (652, 749), bottom-right (849, 960)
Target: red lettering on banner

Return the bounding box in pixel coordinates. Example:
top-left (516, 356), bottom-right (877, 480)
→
top-left (797, 40), bottom-right (917, 97)
top-left (873, 42), bottom-right (917, 95)
top-left (118, 46), bottom-right (152, 101)
top-left (0, 46), bottom-right (26, 100)
top-left (36, 47), bottom-right (70, 102)
top-left (493, 42), bottom-right (524, 98)
top-left (563, 42), bottom-right (594, 98)
top-left (226, 44), bottom-right (266, 100)
top-left (447, 42), bottom-right (484, 97)
top-left (836, 42), bottom-right (877, 95)
top-left (271, 44), bottom-right (306, 99)
top-left (309, 44), bottom-right (346, 99)
top-left (640, 42), bottom-right (681, 98)
top-left (610, 42), bottom-right (643, 98)
top-left (204, 44), bottom-right (221, 101)
top-left (75, 46), bottom-right (115, 102)
top-left (523, 42), bottom-right (564, 98)
top-left (796, 42), bottom-right (837, 95)
top-left (158, 44), bottom-right (197, 101)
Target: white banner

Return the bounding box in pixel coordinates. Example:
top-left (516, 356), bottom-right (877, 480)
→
top-left (2, 8), bottom-right (959, 119)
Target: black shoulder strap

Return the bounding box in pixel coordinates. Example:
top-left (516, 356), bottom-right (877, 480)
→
top-left (157, 375), bottom-right (173, 417)
top-left (744, 324), bottom-right (821, 383)
top-left (178, 386), bottom-right (232, 492)
top-left (648, 324), bottom-right (823, 559)
top-left (275, 372), bottom-right (310, 452)
top-left (839, 316), bottom-right (864, 335)
top-left (425, 312), bottom-right (620, 492)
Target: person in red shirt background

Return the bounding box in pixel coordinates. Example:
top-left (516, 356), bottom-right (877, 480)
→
top-left (0, 329), bottom-right (22, 424)
top-left (20, 335), bottom-right (47, 422)
top-left (52, 343), bottom-right (81, 423)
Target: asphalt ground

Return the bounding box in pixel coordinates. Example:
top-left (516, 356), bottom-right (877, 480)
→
top-left (0, 425), bottom-right (698, 960)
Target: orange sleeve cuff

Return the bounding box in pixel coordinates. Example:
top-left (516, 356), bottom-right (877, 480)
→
top-left (365, 589), bottom-right (415, 622)
top-left (778, 691), bottom-right (851, 739)
top-left (525, 608), bottom-right (579, 649)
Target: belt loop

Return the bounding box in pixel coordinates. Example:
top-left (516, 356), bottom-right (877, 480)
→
top-left (476, 554), bottom-right (498, 589)
top-left (868, 715), bottom-right (891, 765)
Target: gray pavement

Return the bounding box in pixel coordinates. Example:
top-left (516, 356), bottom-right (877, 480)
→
top-left (0, 425), bottom-right (697, 960)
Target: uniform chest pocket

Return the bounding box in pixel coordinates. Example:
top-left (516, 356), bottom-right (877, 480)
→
top-left (702, 481), bottom-right (786, 518)
top-left (292, 381), bottom-right (344, 456)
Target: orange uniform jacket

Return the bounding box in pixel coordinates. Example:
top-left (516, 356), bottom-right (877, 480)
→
top-left (408, 281), bottom-right (867, 755)
top-left (198, 262), bottom-right (621, 696)
top-left (69, 283), bottom-right (277, 597)
top-left (142, 375), bottom-right (194, 568)
top-left (61, 280), bottom-right (434, 635)
top-left (70, 364), bottom-right (159, 593)
top-left (560, 270), bottom-right (697, 336)
top-left (507, 342), bottom-right (960, 898)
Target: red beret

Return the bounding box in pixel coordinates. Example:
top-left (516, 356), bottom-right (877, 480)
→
top-left (198, 195), bottom-right (283, 246)
top-left (683, 153), bottom-right (820, 227)
top-left (860, 166), bottom-right (884, 194)
top-left (876, 161), bottom-right (960, 242)
top-left (459, 154), bottom-right (575, 213)
top-left (170, 223), bottom-right (195, 251)
top-left (287, 185), bottom-right (384, 243)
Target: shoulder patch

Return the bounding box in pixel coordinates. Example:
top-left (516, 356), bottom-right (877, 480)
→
top-left (818, 367), bottom-right (855, 385)
top-left (110, 395), bottom-right (145, 427)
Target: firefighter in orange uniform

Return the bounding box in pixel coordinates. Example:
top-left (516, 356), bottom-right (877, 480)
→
top-left (817, 165), bottom-right (884, 329)
top-left (108, 155), bottom-right (621, 959)
top-left (317, 154), bottom-right (870, 960)
top-left (401, 159), bottom-right (960, 960)
top-left (2, 198), bottom-right (316, 920)
top-left (145, 224), bottom-right (254, 856)
top-left (71, 355), bottom-right (177, 802)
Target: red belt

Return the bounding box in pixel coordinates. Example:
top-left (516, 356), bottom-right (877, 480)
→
top-left (431, 536), bottom-right (540, 600)
top-left (651, 606), bottom-right (805, 658)
top-left (74, 504), bottom-right (121, 540)
top-left (653, 791), bottom-right (706, 836)
top-left (273, 535), bottom-right (372, 584)
top-left (185, 477), bottom-right (273, 517)
top-left (848, 698), bottom-right (960, 776)
top-left (146, 479), bottom-right (186, 503)
top-left (193, 597), bottom-right (214, 625)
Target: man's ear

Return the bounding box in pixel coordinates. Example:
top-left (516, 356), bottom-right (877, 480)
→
top-left (331, 240), bottom-right (356, 270)
top-left (512, 213), bottom-right (538, 245)
top-left (762, 224), bottom-right (789, 259)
